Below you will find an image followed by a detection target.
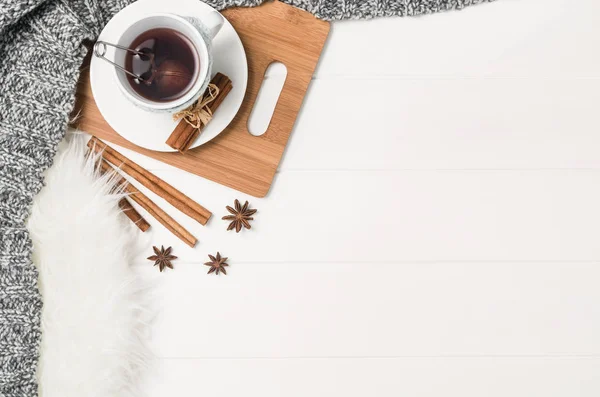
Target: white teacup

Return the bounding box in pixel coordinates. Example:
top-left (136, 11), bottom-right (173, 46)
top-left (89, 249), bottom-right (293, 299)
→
top-left (111, 12), bottom-right (224, 113)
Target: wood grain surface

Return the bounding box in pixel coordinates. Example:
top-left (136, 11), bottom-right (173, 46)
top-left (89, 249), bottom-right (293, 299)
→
top-left (74, 0), bottom-right (330, 197)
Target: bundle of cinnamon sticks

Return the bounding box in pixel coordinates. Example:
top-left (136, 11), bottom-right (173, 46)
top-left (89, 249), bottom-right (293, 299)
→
top-left (88, 137), bottom-right (211, 247)
top-left (166, 73), bottom-right (233, 153)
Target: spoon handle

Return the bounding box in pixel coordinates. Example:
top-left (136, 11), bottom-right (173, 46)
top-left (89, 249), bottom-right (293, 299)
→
top-left (93, 41), bottom-right (149, 82)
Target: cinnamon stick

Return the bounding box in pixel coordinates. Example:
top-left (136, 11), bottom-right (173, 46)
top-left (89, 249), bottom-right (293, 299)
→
top-left (98, 159), bottom-right (197, 248)
top-left (166, 73), bottom-right (233, 153)
top-left (88, 137), bottom-right (212, 225)
top-left (171, 124), bottom-right (197, 152)
top-left (169, 122), bottom-right (195, 153)
top-left (118, 198), bottom-right (151, 232)
top-left (208, 73), bottom-right (233, 111)
top-left (86, 148), bottom-right (150, 232)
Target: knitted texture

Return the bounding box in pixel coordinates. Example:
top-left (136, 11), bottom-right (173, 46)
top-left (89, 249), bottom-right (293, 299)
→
top-left (0, 0), bottom-right (494, 395)
top-left (205, 0), bottom-right (495, 20)
top-left (0, 2), bottom-right (135, 396)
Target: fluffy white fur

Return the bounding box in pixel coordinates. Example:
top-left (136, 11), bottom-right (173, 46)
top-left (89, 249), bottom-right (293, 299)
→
top-left (27, 135), bottom-right (152, 397)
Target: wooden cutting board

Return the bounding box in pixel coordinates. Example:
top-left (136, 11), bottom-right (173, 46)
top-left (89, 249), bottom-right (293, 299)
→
top-left (74, 0), bottom-right (330, 197)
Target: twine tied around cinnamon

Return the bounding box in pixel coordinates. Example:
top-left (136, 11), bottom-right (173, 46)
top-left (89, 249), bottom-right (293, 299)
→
top-left (172, 83), bottom-right (220, 129)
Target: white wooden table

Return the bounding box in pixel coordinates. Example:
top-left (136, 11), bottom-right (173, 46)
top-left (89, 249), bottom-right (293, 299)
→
top-left (108, 0), bottom-right (600, 395)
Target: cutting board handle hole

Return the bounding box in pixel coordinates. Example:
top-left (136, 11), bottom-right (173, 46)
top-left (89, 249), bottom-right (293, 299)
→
top-left (248, 62), bottom-right (288, 136)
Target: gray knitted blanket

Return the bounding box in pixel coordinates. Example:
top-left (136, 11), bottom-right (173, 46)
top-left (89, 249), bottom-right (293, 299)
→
top-left (0, 0), bottom-right (493, 395)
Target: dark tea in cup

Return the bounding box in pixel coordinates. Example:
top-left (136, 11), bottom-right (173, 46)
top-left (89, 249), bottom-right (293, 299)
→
top-left (108, 12), bottom-right (224, 113)
top-left (125, 28), bottom-right (198, 102)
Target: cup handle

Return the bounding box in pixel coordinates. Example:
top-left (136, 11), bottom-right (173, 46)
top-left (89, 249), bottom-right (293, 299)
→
top-left (204, 11), bottom-right (224, 41)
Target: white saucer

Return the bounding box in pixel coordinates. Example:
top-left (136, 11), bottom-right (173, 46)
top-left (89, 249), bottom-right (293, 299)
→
top-left (90, 0), bottom-right (248, 152)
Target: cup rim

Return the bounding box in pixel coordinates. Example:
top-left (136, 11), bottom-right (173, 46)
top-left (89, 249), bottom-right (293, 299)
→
top-left (113, 12), bottom-right (209, 111)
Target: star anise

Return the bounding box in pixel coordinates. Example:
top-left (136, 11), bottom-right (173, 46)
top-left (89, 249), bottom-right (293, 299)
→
top-left (204, 252), bottom-right (229, 275)
top-left (222, 199), bottom-right (257, 233)
top-left (147, 245), bottom-right (177, 272)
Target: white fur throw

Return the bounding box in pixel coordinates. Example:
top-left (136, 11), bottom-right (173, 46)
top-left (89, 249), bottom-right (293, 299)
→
top-left (27, 135), bottom-right (152, 397)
